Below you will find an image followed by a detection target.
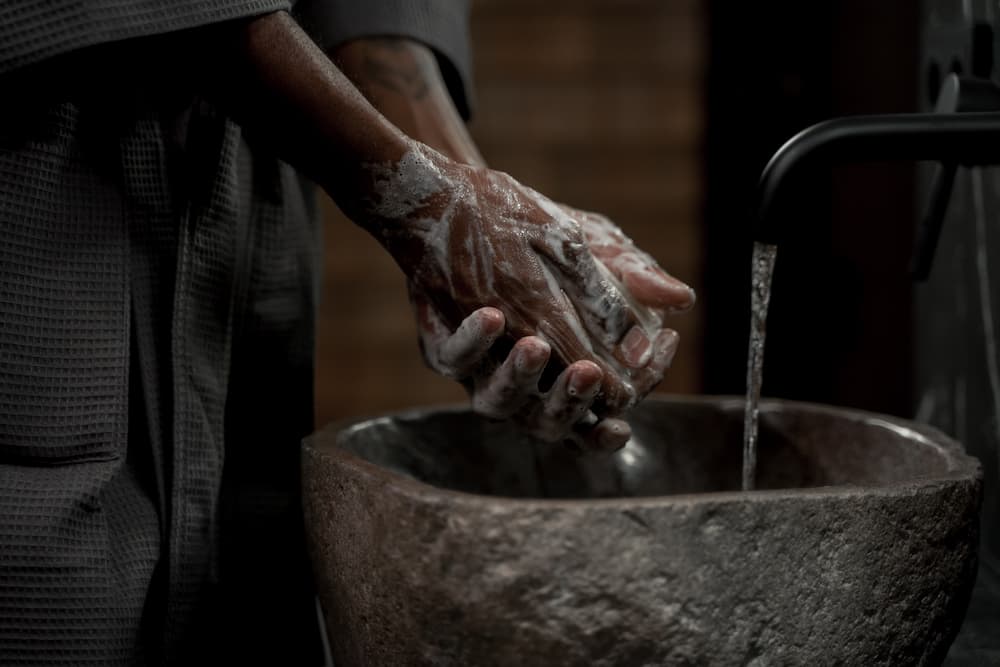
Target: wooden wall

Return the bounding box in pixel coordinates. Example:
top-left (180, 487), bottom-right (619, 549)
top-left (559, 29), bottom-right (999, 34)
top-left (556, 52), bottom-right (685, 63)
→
top-left (315, 0), bottom-right (706, 427)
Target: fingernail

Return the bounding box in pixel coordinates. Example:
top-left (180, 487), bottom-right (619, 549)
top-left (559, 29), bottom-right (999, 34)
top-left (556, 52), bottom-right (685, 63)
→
top-left (647, 268), bottom-right (695, 305)
top-left (621, 326), bottom-right (652, 368)
top-left (597, 420), bottom-right (631, 451)
top-left (638, 267), bottom-right (683, 293)
top-left (669, 286), bottom-right (697, 313)
top-left (656, 330), bottom-right (680, 368)
top-left (516, 340), bottom-right (549, 373)
top-left (567, 370), bottom-right (600, 399)
top-left (473, 308), bottom-right (505, 338)
top-left (645, 268), bottom-right (678, 290)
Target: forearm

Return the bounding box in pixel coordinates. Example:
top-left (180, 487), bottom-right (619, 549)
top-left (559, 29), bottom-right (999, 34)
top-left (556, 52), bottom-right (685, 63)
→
top-left (194, 12), bottom-right (411, 204)
top-left (332, 37), bottom-right (486, 167)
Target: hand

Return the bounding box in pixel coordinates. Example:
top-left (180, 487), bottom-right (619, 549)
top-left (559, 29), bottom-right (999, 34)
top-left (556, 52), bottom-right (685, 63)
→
top-left (568, 205), bottom-right (696, 402)
top-left (568, 206), bottom-right (696, 317)
top-left (411, 298), bottom-right (634, 451)
top-left (408, 206), bottom-right (693, 451)
top-left (359, 142), bottom-right (675, 420)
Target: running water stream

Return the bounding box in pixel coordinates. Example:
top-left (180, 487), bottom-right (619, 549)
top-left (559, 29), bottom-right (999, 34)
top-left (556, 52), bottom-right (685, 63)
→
top-left (742, 242), bottom-right (778, 490)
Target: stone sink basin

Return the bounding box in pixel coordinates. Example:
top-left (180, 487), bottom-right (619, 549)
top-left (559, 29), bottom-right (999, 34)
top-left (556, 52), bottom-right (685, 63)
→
top-left (302, 396), bottom-right (982, 666)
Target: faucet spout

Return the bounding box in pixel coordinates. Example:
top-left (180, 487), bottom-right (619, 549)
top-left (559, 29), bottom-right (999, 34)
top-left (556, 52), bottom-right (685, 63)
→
top-left (755, 111), bottom-right (1000, 245)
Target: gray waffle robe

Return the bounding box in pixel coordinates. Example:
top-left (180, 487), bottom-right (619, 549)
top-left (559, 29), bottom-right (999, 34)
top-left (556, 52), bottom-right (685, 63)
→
top-left (0, 1), bottom-right (471, 664)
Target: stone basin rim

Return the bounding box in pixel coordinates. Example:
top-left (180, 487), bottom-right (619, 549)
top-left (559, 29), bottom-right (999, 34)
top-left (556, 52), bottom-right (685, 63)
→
top-left (304, 394), bottom-right (982, 510)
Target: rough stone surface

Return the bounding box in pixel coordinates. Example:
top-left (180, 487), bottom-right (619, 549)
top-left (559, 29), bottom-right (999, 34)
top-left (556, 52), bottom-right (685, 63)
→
top-left (302, 396), bottom-right (983, 666)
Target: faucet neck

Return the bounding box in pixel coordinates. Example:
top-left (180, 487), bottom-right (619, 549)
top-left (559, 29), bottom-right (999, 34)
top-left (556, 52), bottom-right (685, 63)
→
top-left (756, 111), bottom-right (1000, 245)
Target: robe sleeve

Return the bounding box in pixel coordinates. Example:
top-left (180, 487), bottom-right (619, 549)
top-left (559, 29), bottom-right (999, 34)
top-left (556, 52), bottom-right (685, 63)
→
top-left (0, 1), bottom-right (291, 76)
top-left (293, 0), bottom-right (474, 119)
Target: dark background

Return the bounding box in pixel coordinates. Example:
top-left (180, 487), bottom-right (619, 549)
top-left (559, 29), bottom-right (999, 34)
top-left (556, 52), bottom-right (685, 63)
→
top-left (703, 1), bottom-right (919, 416)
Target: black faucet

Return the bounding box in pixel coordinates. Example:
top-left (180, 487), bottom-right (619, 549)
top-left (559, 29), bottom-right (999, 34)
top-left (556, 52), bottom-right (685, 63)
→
top-left (755, 74), bottom-right (1000, 280)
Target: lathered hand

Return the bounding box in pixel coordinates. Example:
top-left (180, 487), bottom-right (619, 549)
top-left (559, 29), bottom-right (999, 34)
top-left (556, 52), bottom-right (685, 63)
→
top-left (569, 206), bottom-right (696, 315)
top-left (358, 142), bottom-right (691, 448)
top-left (412, 299), bottom-right (632, 450)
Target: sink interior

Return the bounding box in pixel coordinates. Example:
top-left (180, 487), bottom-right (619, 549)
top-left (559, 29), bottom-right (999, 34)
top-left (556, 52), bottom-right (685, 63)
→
top-left (334, 398), bottom-right (953, 499)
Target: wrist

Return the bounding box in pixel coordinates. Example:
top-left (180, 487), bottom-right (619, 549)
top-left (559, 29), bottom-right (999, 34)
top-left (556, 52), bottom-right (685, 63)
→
top-left (349, 141), bottom-right (459, 252)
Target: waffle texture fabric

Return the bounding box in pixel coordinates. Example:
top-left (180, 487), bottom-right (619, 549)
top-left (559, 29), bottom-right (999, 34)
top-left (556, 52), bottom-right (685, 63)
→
top-left (0, 1), bottom-right (471, 664)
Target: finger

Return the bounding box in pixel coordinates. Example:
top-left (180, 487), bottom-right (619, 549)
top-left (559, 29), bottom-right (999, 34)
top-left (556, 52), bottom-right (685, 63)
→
top-left (589, 357), bottom-right (638, 416)
top-left (528, 202), bottom-right (632, 346)
top-left (620, 262), bottom-right (695, 313)
top-left (411, 289), bottom-right (472, 377)
top-left (575, 210), bottom-right (695, 314)
top-left (558, 251), bottom-right (633, 348)
top-left (531, 360), bottom-right (602, 441)
top-left (532, 298), bottom-right (600, 367)
top-left (529, 307), bottom-right (639, 417)
top-left (615, 325), bottom-right (654, 370)
top-left (602, 252), bottom-right (696, 314)
top-left (544, 205), bottom-right (693, 342)
top-left (574, 416), bottom-right (632, 452)
top-left (570, 207), bottom-right (631, 250)
top-left (622, 329), bottom-right (680, 402)
top-left (601, 321), bottom-right (656, 375)
top-left (472, 337), bottom-right (550, 419)
top-left (590, 328), bottom-right (677, 415)
top-left (437, 307), bottom-right (505, 375)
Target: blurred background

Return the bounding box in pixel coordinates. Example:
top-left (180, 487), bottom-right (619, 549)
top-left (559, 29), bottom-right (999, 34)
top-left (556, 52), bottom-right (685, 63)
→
top-left (314, 0), bottom-right (918, 427)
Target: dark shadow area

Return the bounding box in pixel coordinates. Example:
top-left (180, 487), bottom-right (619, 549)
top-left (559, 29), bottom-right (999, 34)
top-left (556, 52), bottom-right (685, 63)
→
top-left (702, 1), bottom-right (918, 417)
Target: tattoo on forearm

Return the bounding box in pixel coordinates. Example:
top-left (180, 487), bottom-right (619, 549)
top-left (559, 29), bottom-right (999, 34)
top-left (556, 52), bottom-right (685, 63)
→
top-left (362, 38), bottom-right (430, 100)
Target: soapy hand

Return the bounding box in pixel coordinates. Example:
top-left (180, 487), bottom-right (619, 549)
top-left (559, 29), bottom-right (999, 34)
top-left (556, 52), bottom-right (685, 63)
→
top-left (409, 211), bottom-right (694, 450)
top-left (358, 142), bottom-right (692, 449)
top-left (568, 206), bottom-right (696, 316)
top-left (411, 297), bottom-right (633, 449)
